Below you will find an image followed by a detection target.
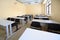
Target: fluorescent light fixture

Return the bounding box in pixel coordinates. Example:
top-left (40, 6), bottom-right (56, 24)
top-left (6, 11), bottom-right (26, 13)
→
top-left (16, 0), bottom-right (43, 4)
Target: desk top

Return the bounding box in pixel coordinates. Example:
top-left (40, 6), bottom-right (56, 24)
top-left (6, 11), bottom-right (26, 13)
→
top-left (19, 28), bottom-right (60, 40)
top-left (32, 19), bottom-right (60, 24)
top-left (17, 17), bottom-right (25, 19)
top-left (10, 17), bottom-right (25, 19)
top-left (34, 16), bottom-right (48, 18)
top-left (0, 19), bottom-right (14, 26)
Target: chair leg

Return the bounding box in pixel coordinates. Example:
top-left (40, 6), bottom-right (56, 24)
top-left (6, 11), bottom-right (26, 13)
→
top-left (15, 24), bottom-right (18, 31)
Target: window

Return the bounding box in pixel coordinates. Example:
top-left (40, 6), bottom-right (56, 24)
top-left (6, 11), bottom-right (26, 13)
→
top-left (46, 0), bottom-right (51, 16)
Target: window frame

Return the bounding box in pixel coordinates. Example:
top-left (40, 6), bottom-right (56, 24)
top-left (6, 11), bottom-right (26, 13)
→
top-left (45, 0), bottom-right (51, 16)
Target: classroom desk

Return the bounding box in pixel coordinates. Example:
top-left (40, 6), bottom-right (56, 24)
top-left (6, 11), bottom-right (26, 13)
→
top-left (18, 28), bottom-right (60, 40)
top-left (34, 16), bottom-right (49, 20)
top-left (10, 17), bottom-right (25, 26)
top-left (32, 19), bottom-right (60, 31)
top-left (32, 19), bottom-right (60, 24)
top-left (24, 16), bottom-right (30, 22)
top-left (0, 19), bottom-right (14, 39)
top-left (17, 15), bottom-right (30, 22)
top-left (17, 17), bottom-right (25, 26)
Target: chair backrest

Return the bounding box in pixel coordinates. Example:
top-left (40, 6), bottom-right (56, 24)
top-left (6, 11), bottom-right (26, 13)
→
top-left (7, 17), bottom-right (11, 20)
top-left (17, 16), bottom-right (20, 17)
top-left (34, 18), bottom-right (40, 19)
top-left (15, 19), bottom-right (20, 23)
top-left (42, 18), bottom-right (49, 20)
top-left (31, 21), bottom-right (41, 27)
top-left (34, 17), bottom-right (49, 20)
top-left (48, 24), bottom-right (60, 31)
top-left (25, 17), bottom-right (28, 21)
top-left (10, 18), bottom-right (15, 21)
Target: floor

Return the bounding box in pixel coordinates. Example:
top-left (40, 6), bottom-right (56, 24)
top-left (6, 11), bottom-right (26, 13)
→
top-left (0, 28), bottom-right (6, 40)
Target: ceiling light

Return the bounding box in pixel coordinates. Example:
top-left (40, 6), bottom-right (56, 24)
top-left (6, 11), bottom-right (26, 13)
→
top-left (16, 0), bottom-right (43, 4)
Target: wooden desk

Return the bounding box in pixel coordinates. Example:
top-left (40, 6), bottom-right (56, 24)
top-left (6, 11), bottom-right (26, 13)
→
top-left (10, 17), bottom-right (25, 26)
top-left (34, 16), bottom-right (49, 20)
top-left (35, 16), bottom-right (48, 18)
top-left (17, 17), bottom-right (25, 26)
top-left (32, 19), bottom-right (60, 24)
top-left (18, 28), bottom-right (60, 40)
top-left (0, 19), bottom-right (14, 39)
top-left (32, 19), bottom-right (60, 31)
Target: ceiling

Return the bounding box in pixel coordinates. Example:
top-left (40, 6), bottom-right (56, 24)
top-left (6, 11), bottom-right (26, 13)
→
top-left (16, 0), bottom-right (44, 4)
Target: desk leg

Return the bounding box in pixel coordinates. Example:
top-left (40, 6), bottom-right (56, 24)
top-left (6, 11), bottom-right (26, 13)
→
top-left (28, 17), bottom-right (29, 22)
top-left (10, 24), bottom-right (12, 35)
top-left (6, 25), bottom-right (9, 39)
top-left (22, 19), bottom-right (24, 26)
